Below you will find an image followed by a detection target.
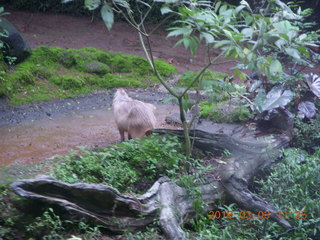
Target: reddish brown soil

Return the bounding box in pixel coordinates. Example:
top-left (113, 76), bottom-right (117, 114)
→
top-left (5, 10), bottom-right (234, 74)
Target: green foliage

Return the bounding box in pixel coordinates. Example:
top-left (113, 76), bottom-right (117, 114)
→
top-left (190, 148), bottom-right (320, 239)
top-left (292, 118), bottom-right (320, 153)
top-left (178, 70), bottom-right (228, 90)
top-left (191, 204), bottom-right (266, 240)
top-left (52, 135), bottom-right (185, 192)
top-left (255, 148), bottom-right (320, 239)
top-left (26, 208), bottom-right (65, 240)
top-left (199, 100), bottom-right (252, 123)
top-left (53, 148), bottom-right (138, 192)
top-left (2, 46), bottom-right (176, 105)
top-left (253, 86), bottom-right (293, 114)
top-left (51, 75), bottom-right (85, 90)
top-left (124, 227), bottom-right (163, 240)
top-left (164, 0), bottom-right (319, 119)
top-left (0, 184), bottom-right (103, 240)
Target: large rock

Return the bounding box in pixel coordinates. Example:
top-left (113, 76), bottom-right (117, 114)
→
top-left (0, 18), bottom-right (31, 63)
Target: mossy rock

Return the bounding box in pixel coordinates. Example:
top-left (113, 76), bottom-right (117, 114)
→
top-left (99, 74), bottom-right (143, 88)
top-left (50, 75), bottom-right (85, 90)
top-left (200, 100), bottom-right (253, 123)
top-left (79, 61), bottom-right (111, 75)
top-left (2, 46), bottom-right (176, 105)
top-left (59, 51), bottom-right (76, 68)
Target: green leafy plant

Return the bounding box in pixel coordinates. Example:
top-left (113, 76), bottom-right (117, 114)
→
top-left (253, 86), bottom-right (293, 114)
top-left (52, 147), bottom-right (138, 192)
top-left (189, 148), bottom-right (320, 239)
top-left (26, 208), bottom-right (65, 240)
top-left (292, 117), bottom-right (320, 153)
top-left (255, 148), bottom-right (320, 239)
top-left (53, 135), bottom-right (186, 192)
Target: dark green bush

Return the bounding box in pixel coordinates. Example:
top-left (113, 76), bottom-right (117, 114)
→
top-left (292, 118), bottom-right (320, 153)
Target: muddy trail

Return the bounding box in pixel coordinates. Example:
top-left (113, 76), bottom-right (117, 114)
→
top-left (0, 89), bottom-right (179, 168)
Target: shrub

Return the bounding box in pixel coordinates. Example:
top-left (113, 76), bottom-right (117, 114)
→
top-left (52, 148), bottom-right (138, 192)
top-left (292, 118), bottom-right (320, 153)
top-left (255, 148), bottom-right (320, 239)
top-left (52, 135), bottom-right (186, 193)
top-left (191, 148), bottom-right (320, 239)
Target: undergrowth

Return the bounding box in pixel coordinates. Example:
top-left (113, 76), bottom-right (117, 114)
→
top-left (190, 147), bottom-right (320, 239)
top-left (0, 46), bottom-right (176, 105)
top-left (292, 117), bottom-right (320, 153)
top-left (52, 134), bottom-right (186, 193)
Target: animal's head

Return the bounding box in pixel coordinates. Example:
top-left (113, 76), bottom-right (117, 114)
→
top-left (113, 88), bottom-right (130, 102)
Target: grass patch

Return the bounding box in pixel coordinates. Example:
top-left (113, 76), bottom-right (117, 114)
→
top-left (1, 46), bottom-right (176, 105)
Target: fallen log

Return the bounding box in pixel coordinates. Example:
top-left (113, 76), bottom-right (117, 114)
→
top-left (11, 129), bottom-right (291, 239)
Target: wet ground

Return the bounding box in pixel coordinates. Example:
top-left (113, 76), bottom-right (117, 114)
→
top-left (0, 89), bottom-right (179, 168)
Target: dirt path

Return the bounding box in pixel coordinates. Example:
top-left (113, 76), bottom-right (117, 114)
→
top-left (0, 89), bottom-right (179, 168)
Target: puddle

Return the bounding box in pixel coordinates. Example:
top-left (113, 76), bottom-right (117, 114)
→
top-left (0, 104), bottom-right (179, 168)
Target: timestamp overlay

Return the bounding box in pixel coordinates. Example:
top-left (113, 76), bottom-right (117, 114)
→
top-left (208, 210), bottom-right (307, 220)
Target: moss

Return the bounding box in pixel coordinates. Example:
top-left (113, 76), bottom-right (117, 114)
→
top-left (8, 70), bottom-right (35, 85)
top-left (99, 73), bottom-right (144, 88)
top-left (2, 46), bottom-right (176, 105)
top-left (0, 57), bottom-right (8, 72)
top-left (0, 71), bottom-right (12, 97)
top-left (78, 61), bottom-right (110, 75)
top-left (200, 100), bottom-right (252, 123)
top-left (50, 75), bottom-right (85, 90)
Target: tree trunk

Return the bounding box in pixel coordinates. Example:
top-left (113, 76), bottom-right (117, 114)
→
top-left (11, 129), bottom-right (292, 240)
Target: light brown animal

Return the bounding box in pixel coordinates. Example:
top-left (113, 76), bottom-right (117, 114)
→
top-left (112, 88), bottom-right (157, 142)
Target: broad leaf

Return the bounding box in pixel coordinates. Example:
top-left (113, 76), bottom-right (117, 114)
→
top-left (235, 5), bottom-right (246, 15)
top-left (241, 28), bottom-right (253, 38)
top-left (214, 40), bottom-right (231, 48)
top-left (167, 28), bottom-right (192, 37)
top-left (269, 59), bottom-right (283, 75)
top-left (161, 5), bottom-right (172, 15)
top-left (101, 4), bottom-right (114, 31)
top-left (201, 32), bottom-right (215, 44)
top-left (297, 101), bottom-right (316, 119)
top-left (253, 89), bottom-right (266, 112)
top-left (285, 47), bottom-right (301, 59)
top-left (306, 73), bottom-right (320, 98)
top-left (114, 0), bottom-right (130, 9)
top-left (85, 0), bottom-right (101, 10)
top-left (254, 86), bottom-right (293, 113)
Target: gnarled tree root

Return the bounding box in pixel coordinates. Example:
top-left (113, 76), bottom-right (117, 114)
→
top-left (11, 129), bottom-right (292, 239)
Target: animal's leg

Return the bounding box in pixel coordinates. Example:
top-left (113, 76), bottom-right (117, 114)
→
top-left (119, 130), bottom-right (125, 142)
